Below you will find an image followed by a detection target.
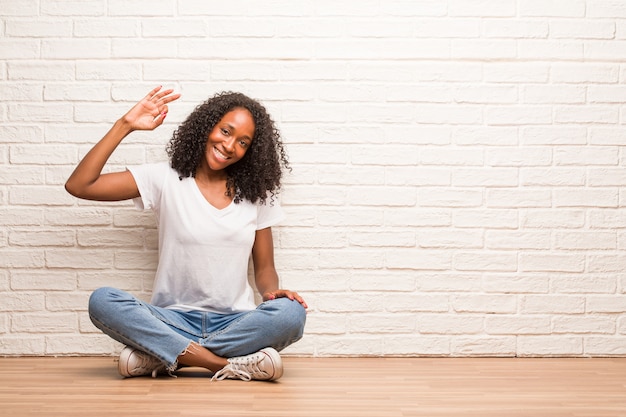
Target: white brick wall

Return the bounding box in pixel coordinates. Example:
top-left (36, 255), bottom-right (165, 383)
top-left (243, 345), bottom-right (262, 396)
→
top-left (1, 0), bottom-right (626, 357)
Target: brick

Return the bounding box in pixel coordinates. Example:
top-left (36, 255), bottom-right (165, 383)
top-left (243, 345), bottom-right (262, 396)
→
top-left (588, 254), bottom-right (626, 273)
top-left (303, 313), bottom-right (346, 335)
top-left (551, 64), bottom-right (619, 83)
top-left (0, 292), bottom-right (45, 311)
top-left (76, 61), bottom-right (142, 81)
top-left (43, 83), bottom-right (110, 101)
top-left (144, 60), bottom-right (210, 82)
top-left (487, 189), bottom-right (552, 208)
top-left (589, 209), bottom-right (626, 229)
top-left (585, 337), bottom-right (626, 355)
top-left (107, 0), bottom-right (172, 16)
top-left (0, 250), bottom-right (45, 268)
top-left (41, 0), bottom-right (104, 16)
top-left (484, 20), bottom-right (548, 38)
top-left (349, 272), bottom-right (416, 292)
top-left (9, 229), bottom-right (75, 247)
top-left (427, 278), bottom-right (470, 302)
top-left (419, 229), bottom-right (483, 249)
top-left (589, 128), bottom-right (626, 146)
top-left (12, 312), bottom-right (78, 333)
top-left (483, 274), bottom-right (549, 293)
top-left (348, 314), bottom-right (416, 334)
top-left (46, 292), bottom-right (90, 311)
top-left (449, 0), bottom-right (516, 17)
top-left (421, 147), bottom-right (483, 166)
top-left (385, 336), bottom-right (451, 355)
top-left (520, 0), bottom-right (585, 17)
top-left (419, 188), bottom-right (483, 207)
top-left (419, 314), bottom-right (484, 334)
top-left (453, 294), bottom-right (517, 313)
top-left (552, 315), bottom-right (615, 334)
top-left (486, 230), bottom-right (551, 250)
top-left (280, 229), bottom-right (347, 249)
top-left (553, 188), bottom-right (618, 208)
top-left (522, 85), bottom-right (586, 104)
top-left (521, 127), bottom-right (587, 146)
top-left (587, 296), bottom-right (626, 313)
top-left (452, 40), bottom-right (517, 60)
top-left (0, 125), bottom-right (44, 144)
top-left (10, 185), bottom-right (75, 206)
top-left (517, 336), bottom-right (583, 356)
top-left (0, 336), bottom-right (45, 355)
top-left (0, 39), bottom-right (39, 59)
top-left (10, 145), bottom-right (76, 165)
top-left (8, 104), bottom-right (73, 123)
top-left (382, 293), bottom-right (449, 312)
top-left (521, 209), bottom-right (585, 228)
top-left (45, 334), bottom-right (117, 355)
top-left (521, 295), bottom-right (585, 314)
top-left (11, 270), bottom-right (76, 291)
top-left (521, 168), bottom-right (585, 186)
top-left (384, 208), bottom-right (450, 227)
top-left (554, 231), bottom-right (616, 250)
top-left (77, 228), bottom-right (145, 248)
top-left (485, 106), bottom-right (552, 125)
top-left (453, 168), bottom-right (518, 187)
top-left (45, 249), bottom-right (113, 269)
top-left (451, 337), bottom-right (516, 356)
top-left (319, 249), bottom-right (384, 269)
top-left (555, 106), bottom-right (618, 124)
top-left (0, 83), bottom-right (43, 101)
top-left (520, 253), bottom-right (585, 273)
top-left (0, 166), bottom-right (45, 185)
top-left (485, 315), bottom-right (551, 334)
top-left (348, 186), bottom-right (416, 207)
top-left (453, 209), bottom-right (518, 229)
top-left (453, 127), bottom-right (517, 146)
top-left (114, 250), bottom-right (158, 270)
top-left (551, 275), bottom-right (617, 294)
top-left (386, 249), bottom-right (451, 270)
top-left (551, 20), bottom-right (615, 40)
top-left (74, 18), bottom-right (139, 37)
top-left (519, 40), bottom-right (584, 60)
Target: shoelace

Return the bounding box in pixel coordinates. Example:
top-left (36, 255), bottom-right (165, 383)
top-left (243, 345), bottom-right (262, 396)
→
top-left (211, 365), bottom-right (253, 381)
top-left (211, 358), bottom-right (267, 381)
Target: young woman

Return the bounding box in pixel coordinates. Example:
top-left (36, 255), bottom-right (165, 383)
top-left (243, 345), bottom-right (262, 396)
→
top-left (65, 86), bottom-right (307, 381)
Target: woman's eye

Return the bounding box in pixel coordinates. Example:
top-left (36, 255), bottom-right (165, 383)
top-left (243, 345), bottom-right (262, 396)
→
top-left (239, 140), bottom-right (249, 148)
top-left (221, 128), bottom-right (229, 135)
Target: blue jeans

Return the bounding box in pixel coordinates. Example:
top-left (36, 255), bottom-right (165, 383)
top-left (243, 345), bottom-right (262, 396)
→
top-left (88, 287), bottom-right (306, 372)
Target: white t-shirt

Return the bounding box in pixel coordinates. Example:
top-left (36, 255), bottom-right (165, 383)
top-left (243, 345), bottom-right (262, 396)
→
top-left (128, 162), bottom-right (285, 314)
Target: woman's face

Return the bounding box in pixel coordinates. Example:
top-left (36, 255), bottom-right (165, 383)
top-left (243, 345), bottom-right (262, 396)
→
top-left (204, 107), bottom-right (255, 172)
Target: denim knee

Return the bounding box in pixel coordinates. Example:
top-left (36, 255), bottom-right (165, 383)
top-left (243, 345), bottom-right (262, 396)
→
top-left (269, 297), bottom-right (306, 340)
top-left (88, 286), bottom-right (122, 320)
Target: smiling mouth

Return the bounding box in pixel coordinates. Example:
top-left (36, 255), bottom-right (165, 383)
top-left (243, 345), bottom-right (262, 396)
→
top-left (213, 147), bottom-right (231, 160)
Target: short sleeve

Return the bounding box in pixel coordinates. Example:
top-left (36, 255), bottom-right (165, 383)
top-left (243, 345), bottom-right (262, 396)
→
top-left (127, 162), bottom-right (169, 211)
top-left (256, 197), bottom-right (285, 230)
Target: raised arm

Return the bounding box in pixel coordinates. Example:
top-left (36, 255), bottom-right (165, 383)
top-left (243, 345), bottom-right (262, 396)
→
top-left (65, 86), bottom-right (180, 201)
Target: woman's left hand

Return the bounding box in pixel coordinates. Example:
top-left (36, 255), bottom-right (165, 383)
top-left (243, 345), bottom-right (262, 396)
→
top-left (263, 289), bottom-right (308, 309)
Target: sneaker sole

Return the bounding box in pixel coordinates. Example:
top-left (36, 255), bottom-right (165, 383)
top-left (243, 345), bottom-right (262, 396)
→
top-left (260, 347), bottom-right (283, 381)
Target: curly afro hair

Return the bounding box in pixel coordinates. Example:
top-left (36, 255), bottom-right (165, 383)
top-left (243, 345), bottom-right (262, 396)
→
top-left (166, 92), bottom-right (289, 205)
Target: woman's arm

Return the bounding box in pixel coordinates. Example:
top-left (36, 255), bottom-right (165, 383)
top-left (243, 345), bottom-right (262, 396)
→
top-left (65, 86), bottom-right (180, 201)
top-left (253, 227), bottom-right (308, 308)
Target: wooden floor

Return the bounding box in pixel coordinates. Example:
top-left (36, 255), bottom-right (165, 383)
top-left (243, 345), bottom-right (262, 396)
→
top-left (1, 357), bottom-right (626, 417)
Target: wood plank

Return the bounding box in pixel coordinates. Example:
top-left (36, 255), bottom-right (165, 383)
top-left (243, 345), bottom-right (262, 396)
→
top-left (0, 357), bottom-right (625, 416)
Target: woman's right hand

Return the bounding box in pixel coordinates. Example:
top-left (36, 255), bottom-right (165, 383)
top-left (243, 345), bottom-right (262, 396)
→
top-left (121, 86), bottom-right (181, 131)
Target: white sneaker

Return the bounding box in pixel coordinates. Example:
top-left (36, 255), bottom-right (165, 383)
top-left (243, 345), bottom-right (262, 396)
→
top-left (211, 347), bottom-right (283, 381)
top-left (118, 346), bottom-right (165, 378)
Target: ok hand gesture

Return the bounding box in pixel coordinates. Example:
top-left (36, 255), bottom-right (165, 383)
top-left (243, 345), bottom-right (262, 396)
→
top-left (121, 86), bottom-right (181, 131)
